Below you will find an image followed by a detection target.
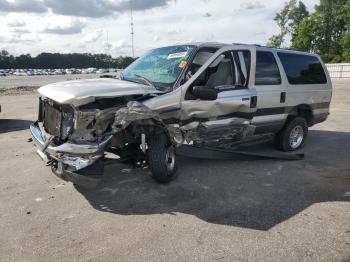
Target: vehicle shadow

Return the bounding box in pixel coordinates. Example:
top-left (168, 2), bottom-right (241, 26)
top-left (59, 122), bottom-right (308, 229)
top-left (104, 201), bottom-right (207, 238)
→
top-left (0, 119), bottom-right (32, 134)
top-left (75, 130), bottom-right (350, 231)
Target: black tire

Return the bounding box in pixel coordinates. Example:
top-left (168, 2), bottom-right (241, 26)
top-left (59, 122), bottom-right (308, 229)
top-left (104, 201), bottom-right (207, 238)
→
top-left (274, 117), bottom-right (308, 152)
top-left (147, 133), bottom-right (177, 183)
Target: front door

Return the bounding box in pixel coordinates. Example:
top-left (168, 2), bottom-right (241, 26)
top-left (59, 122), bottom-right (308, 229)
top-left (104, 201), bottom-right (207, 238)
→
top-left (180, 46), bottom-right (257, 123)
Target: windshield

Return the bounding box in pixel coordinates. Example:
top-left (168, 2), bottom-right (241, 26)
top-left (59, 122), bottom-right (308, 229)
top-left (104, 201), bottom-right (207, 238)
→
top-left (122, 45), bottom-right (195, 89)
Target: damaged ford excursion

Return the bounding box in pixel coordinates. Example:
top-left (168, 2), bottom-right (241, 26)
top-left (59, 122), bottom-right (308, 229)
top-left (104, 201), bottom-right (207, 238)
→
top-left (30, 43), bottom-right (332, 185)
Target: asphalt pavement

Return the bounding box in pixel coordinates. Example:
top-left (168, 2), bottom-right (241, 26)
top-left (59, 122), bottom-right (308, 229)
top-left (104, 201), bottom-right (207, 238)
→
top-left (0, 79), bottom-right (349, 261)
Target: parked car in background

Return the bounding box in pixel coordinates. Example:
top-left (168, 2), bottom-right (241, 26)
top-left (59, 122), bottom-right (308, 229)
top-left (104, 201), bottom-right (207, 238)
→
top-left (30, 42), bottom-right (332, 185)
top-left (0, 68), bottom-right (117, 77)
top-left (96, 69), bottom-right (109, 74)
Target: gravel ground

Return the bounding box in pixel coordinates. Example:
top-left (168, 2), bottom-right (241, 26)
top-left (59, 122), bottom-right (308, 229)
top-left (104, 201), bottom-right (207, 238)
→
top-left (0, 79), bottom-right (349, 262)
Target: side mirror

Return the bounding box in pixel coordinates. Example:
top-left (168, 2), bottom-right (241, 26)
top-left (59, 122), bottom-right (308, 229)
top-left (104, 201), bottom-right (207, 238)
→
top-left (192, 86), bottom-right (218, 101)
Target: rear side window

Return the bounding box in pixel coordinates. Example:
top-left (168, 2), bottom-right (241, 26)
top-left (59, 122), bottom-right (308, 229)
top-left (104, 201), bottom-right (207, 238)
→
top-left (255, 51), bottom-right (281, 85)
top-left (277, 52), bottom-right (327, 85)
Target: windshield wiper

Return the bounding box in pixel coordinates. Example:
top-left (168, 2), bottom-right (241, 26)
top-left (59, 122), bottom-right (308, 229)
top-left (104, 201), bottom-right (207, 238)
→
top-left (134, 74), bottom-right (155, 88)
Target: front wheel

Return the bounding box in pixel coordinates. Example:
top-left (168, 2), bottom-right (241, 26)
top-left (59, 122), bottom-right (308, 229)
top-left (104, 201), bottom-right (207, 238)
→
top-left (148, 133), bottom-right (177, 183)
top-left (274, 117), bottom-right (308, 152)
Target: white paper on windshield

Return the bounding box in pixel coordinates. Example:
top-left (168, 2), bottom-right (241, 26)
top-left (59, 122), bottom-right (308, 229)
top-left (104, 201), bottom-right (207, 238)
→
top-left (167, 52), bottom-right (188, 59)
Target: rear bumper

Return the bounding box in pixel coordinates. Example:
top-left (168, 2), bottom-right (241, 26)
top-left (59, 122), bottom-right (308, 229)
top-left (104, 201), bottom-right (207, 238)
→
top-left (30, 122), bottom-right (112, 172)
top-left (312, 112), bottom-right (329, 126)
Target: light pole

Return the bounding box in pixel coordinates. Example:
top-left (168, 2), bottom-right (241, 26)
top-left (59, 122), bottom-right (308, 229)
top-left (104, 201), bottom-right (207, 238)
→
top-left (130, 0), bottom-right (135, 58)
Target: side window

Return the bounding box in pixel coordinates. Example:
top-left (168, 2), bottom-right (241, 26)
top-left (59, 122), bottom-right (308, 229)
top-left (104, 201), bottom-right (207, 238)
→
top-left (255, 51), bottom-right (281, 85)
top-left (185, 50), bottom-right (216, 82)
top-left (232, 50), bottom-right (251, 87)
top-left (185, 50), bottom-right (251, 100)
top-left (189, 51), bottom-right (234, 89)
top-left (277, 52), bottom-right (327, 85)
top-left (185, 52), bottom-right (235, 100)
top-left (206, 52), bottom-right (234, 88)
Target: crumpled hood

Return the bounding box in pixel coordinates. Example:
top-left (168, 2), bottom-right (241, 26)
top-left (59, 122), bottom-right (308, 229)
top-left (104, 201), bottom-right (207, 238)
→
top-left (38, 78), bottom-right (162, 106)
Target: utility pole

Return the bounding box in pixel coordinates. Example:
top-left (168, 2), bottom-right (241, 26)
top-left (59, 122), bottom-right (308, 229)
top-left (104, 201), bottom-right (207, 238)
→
top-left (105, 31), bottom-right (111, 69)
top-left (130, 0), bottom-right (135, 58)
top-left (105, 31), bottom-right (111, 55)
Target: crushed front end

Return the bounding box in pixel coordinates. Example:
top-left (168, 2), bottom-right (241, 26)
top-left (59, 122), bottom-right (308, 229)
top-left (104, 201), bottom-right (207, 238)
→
top-left (30, 97), bottom-right (114, 185)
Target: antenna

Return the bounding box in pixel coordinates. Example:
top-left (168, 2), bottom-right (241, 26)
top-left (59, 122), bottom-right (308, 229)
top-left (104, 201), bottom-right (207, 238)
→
top-left (130, 0), bottom-right (135, 58)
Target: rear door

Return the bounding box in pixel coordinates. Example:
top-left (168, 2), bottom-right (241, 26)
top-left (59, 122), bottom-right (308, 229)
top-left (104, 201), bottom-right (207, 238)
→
top-left (276, 52), bottom-right (332, 120)
top-left (252, 50), bottom-right (287, 133)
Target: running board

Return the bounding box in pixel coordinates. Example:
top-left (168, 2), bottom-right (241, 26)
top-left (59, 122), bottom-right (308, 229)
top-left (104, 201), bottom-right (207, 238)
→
top-left (176, 145), bottom-right (304, 161)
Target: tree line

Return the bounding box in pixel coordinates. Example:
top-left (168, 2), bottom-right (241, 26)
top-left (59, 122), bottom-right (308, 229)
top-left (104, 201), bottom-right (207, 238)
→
top-left (0, 50), bottom-right (136, 69)
top-left (267, 0), bottom-right (350, 63)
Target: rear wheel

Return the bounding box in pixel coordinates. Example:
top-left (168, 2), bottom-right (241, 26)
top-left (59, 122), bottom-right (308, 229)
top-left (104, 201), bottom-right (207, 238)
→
top-left (274, 117), bottom-right (308, 152)
top-left (148, 133), bottom-right (177, 183)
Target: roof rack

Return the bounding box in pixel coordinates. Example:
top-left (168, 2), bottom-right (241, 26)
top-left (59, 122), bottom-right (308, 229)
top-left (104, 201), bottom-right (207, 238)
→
top-left (232, 43), bottom-right (263, 47)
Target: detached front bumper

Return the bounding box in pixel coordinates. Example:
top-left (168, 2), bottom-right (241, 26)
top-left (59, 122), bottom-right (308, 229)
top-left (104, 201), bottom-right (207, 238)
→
top-left (30, 122), bottom-right (112, 172)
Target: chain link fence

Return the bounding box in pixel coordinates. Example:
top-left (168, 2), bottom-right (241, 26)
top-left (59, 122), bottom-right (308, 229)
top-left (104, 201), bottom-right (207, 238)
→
top-left (326, 64), bottom-right (350, 78)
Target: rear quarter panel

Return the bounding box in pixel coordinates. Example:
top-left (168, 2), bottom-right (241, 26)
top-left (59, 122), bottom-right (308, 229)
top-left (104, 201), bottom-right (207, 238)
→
top-left (275, 52), bottom-right (332, 124)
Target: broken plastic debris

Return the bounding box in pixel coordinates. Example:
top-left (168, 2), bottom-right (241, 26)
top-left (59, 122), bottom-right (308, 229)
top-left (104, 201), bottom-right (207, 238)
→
top-left (52, 184), bottom-right (65, 189)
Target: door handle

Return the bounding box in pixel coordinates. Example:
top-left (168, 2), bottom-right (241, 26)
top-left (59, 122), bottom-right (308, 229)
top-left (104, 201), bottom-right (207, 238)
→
top-left (280, 92), bottom-right (286, 103)
top-left (250, 96), bottom-right (257, 108)
top-left (242, 97), bottom-right (250, 101)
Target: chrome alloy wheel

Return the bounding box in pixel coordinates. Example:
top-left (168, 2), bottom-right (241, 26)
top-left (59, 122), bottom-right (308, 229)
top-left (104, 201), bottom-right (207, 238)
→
top-left (289, 125), bottom-right (304, 149)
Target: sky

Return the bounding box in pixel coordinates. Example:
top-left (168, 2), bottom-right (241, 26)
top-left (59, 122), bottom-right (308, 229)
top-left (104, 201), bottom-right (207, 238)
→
top-left (0, 0), bottom-right (320, 57)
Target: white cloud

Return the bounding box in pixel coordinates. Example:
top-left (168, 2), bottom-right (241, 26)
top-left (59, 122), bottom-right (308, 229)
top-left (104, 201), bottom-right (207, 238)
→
top-left (19, 33), bottom-right (41, 42)
top-left (240, 1), bottom-right (265, 10)
top-left (42, 0), bottom-right (172, 17)
top-left (6, 20), bottom-right (26, 27)
top-left (0, 0), bottom-right (47, 13)
top-left (83, 29), bottom-right (104, 43)
top-left (0, 0), bottom-right (321, 57)
top-left (0, 0), bottom-right (174, 17)
top-left (10, 28), bottom-right (30, 34)
top-left (43, 19), bottom-right (86, 34)
top-left (115, 40), bottom-right (128, 48)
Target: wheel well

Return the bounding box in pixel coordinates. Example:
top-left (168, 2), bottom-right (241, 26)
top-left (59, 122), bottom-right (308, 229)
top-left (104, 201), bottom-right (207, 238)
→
top-left (129, 119), bottom-right (169, 138)
top-left (289, 105), bottom-right (313, 126)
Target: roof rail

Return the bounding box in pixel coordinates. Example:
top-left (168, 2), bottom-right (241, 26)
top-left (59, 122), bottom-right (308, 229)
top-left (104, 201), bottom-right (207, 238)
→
top-left (232, 43), bottom-right (263, 47)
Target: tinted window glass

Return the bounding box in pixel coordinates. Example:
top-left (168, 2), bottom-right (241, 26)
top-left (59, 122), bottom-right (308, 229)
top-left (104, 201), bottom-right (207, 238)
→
top-left (277, 52), bottom-right (327, 85)
top-left (255, 51), bottom-right (281, 85)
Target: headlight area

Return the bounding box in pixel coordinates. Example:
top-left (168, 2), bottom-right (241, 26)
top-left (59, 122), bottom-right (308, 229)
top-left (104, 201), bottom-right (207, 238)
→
top-left (39, 98), bottom-right (75, 142)
top-left (69, 107), bottom-right (119, 144)
top-left (61, 105), bottom-right (75, 140)
top-left (32, 99), bottom-right (115, 173)
top-left (51, 107), bottom-right (116, 176)
top-left (34, 98), bottom-right (124, 185)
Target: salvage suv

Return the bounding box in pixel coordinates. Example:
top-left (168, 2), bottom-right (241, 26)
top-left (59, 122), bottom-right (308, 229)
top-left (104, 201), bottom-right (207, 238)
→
top-left (30, 43), bottom-right (332, 184)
